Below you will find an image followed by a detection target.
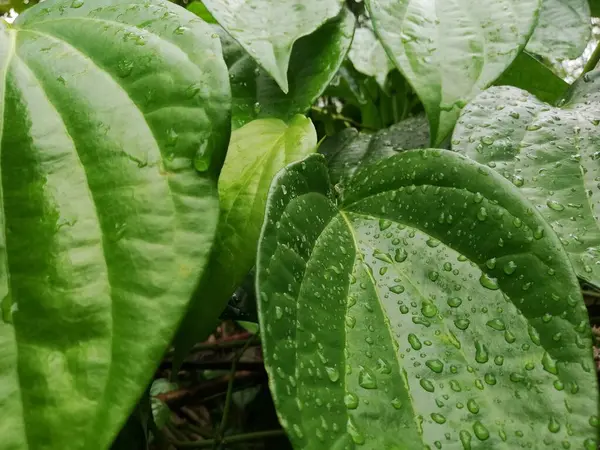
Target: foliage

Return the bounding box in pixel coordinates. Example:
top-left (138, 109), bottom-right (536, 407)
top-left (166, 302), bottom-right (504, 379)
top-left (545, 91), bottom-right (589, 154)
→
top-left (1, 0), bottom-right (599, 449)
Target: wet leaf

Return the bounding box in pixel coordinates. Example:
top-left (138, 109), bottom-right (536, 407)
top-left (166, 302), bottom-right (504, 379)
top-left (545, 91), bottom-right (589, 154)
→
top-left (214, 8), bottom-right (355, 129)
top-left (495, 51), bottom-right (569, 104)
top-left (526, 0), bottom-right (591, 61)
top-left (0, 0), bottom-right (230, 447)
top-left (202, 0), bottom-right (344, 93)
top-left (348, 26), bottom-right (394, 90)
top-left (453, 68), bottom-right (600, 287)
top-left (173, 116), bottom-right (316, 364)
top-left (257, 149), bottom-right (597, 449)
top-left (365, 0), bottom-right (540, 145)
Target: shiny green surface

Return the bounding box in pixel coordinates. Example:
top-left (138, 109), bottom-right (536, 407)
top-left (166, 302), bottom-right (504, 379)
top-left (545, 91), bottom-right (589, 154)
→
top-left (526, 0), bottom-right (591, 61)
top-left (348, 27), bottom-right (394, 90)
top-left (365, 0), bottom-right (540, 146)
top-left (202, 0), bottom-right (344, 93)
top-left (257, 150), bottom-right (598, 449)
top-left (215, 8), bottom-right (354, 129)
top-left (0, 0), bottom-right (230, 448)
top-left (494, 51), bottom-right (569, 104)
top-left (453, 69), bottom-right (600, 288)
top-left (173, 116), bottom-right (316, 366)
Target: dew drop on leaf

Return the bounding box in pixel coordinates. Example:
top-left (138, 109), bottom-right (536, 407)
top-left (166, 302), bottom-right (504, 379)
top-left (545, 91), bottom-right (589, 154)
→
top-left (408, 333), bottom-right (422, 350)
top-left (473, 421), bottom-right (489, 441)
top-left (486, 319), bottom-right (506, 331)
top-left (344, 392), bottom-right (359, 409)
top-left (420, 379), bottom-right (435, 392)
top-left (467, 399), bottom-right (480, 414)
top-left (425, 359), bottom-right (444, 373)
top-left (358, 366), bottom-right (378, 389)
top-left (431, 413), bottom-right (446, 424)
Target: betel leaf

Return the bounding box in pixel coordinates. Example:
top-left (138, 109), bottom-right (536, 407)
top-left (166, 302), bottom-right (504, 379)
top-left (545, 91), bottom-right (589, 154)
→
top-left (348, 26), bottom-right (394, 91)
top-left (452, 69), bottom-right (600, 287)
top-left (319, 115), bottom-right (430, 186)
top-left (526, 0), bottom-right (591, 61)
top-left (0, 0), bottom-right (230, 448)
top-left (215, 8), bottom-right (354, 129)
top-left (256, 150), bottom-right (598, 449)
top-left (173, 116), bottom-right (316, 364)
top-left (202, 0), bottom-right (344, 93)
top-left (494, 51), bottom-right (569, 104)
top-left (364, 0), bottom-right (540, 146)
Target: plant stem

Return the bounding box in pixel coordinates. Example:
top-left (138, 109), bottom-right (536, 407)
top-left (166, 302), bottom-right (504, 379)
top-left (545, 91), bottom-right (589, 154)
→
top-left (213, 334), bottom-right (259, 449)
top-left (173, 430), bottom-right (286, 448)
top-left (583, 40), bottom-right (600, 76)
top-left (310, 106), bottom-right (377, 131)
top-left (583, 290), bottom-right (600, 300)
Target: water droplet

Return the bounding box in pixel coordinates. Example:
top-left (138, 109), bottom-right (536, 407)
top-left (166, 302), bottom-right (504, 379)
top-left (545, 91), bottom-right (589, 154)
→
top-left (431, 413), bottom-right (446, 424)
top-left (467, 399), bottom-right (480, 414)
top-left (486, 319), bottom-right (506, 331)
top-left (547, 199), bottom-right (565, 211)
top-left (421, 300), bottom-right (438, 318)
top-left (450, 380), bottom-right (462, 392)
top-left (504, 330), bottom-right (516, 344)
top-left (454, 318), bottom-right (470, 330)
top-left (70, 0), bottom-right (84, 7)
top-left (426, 359), bottom-right (444, 373)
top-left (395, 248), bottom-right (408, 262)
top-left (408, 333), bottom-right (422, 350)
top-left (473, 421), bottom-right (489, 441)
top-left (379, 219), bottom-right (392, 231)
top-left (510, 111), bottom-right (520, 119)
top-left (494, 355), bottom-right (504, 365)
top-left (475, 341), bottom-right (489, 363)
top-left (548, 417), bottom-right (561, 433)
top-left (484, 373), bottom-right (497, 385)
top-left (391, 397), bottom-right (403, 409)
top-left (358, 366), bottom-right (377, 389)
top-left (347, 417), bottom-right (365, 445)
top-left (389, 284), bottom-right (405, 294)
top-left (344, 392), bottom-right (359, 409)
top-left (541, 352), bottom-right (558, 375)
top-left (447, 297), bottom-right (462, 307)
top-left (326, 366), bottom-right (340, 383)
top-left (428, 271), bottom-right (440, 282)
top-left (292, 424), bottom-right (304, 439)
top-left (477, 207), bottom-right (488, 221)
top-left (528, 325), bottom-right (541, 346)
top-left (503, 261), bottom-right (517, 275)
top-left (584, 438), bottom-right (597, 450)
top-left (460, 430), bottom-right (472, 449)
top-left (479, 273), bottom-right (499, 290)
top-left (420, 379), bottom-right (435, 392)
top-left (373, 249), bottom-right (393, 264)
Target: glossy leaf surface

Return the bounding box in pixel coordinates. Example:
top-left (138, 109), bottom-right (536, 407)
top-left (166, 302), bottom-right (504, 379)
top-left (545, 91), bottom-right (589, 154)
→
top-left (0, 0), bottom-right (230, 448)
top-left (365, 0), bottom-right (540, 145)
top-left (348, 27), bottom-right (394, 90)
top-left (319, 115), bottom-right (429, 186)
top-left (216, 8), bottom-right (354, 129)
top-left (453, 70), bottom-right (600, 287)
top-left (494, 51), bottom-right (569, 104)
top-left (173, 116), bottom-right (316, 364)
top-left (526, 0), bottom-right (591, 60)
top-left (202, 0), bottom-right (344, 93)
top-left (257, 150), bottom-right (597, 449)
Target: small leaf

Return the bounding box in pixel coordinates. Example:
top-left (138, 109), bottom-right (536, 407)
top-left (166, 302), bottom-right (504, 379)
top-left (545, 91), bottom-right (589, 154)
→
top-left (257, 149), bottom-right (596, 449)
top-left (453, 69), bottom-right (600, 287)
top-left (1, 0), bottom-right (231, 447)
top-left (348, 26), bottom-right (395, 90)
top-left (495, 51), bottom-right (569, 103)
top-left (173, 116), bottom-right (316, 364)
top-left (215, 7), bottom-right (355, 129)
top-left (365, 0), bottom-right (540, 145)
top-left (526, 0), bottom-right (591, 61)
top-left (202, 0), bottom-right (344, 93)
top-left (319, 115), bottom-right (430, 186)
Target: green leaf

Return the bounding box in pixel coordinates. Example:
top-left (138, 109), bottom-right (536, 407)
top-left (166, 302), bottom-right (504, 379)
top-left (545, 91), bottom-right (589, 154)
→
top-left (173, 116), bottom-right (316, 364)
top-left (0, 0), bottom-right (231, 447)
top-left (591, 0), bottom-right (600, 17)
top-left (216, 8), bottom-right (355, 129)
top-left (453, 69), bottom-right (600, 287)
top-left (348, 26), bottom-right (394, 90)
top-left (202, 0), bottom-right (344, 93)
top-left (319, 115), bottom-right (430, 186)
top-left (187, 1), bottom-right (216, 24)
top-left (526, 0), bottom-right (591, 61)
top-left (257, 150), bottom-right (598, 449)
top-left (150, 378), bottom-right (177, 429)
top-left (365, 0), bottom-right (541, 146)
top-left (495, 51), bottom-right (569, 104)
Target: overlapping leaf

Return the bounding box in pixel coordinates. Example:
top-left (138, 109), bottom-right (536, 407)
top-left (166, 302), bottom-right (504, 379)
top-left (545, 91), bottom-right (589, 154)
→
top-left (214, 8), bottom-right (354, 129)
top-left (453, 69), bottom-right (600, 287)
top-left (365, 0), bottom-right (541, 145)
top-left (0, 0), bottom-right (231, 447)
top-left (202, 0), bottom-right (344, 93)
top-left (257, 149), bottom-right (597, 449)
top-left (348, 27), bottom-right (394, 90)
top-left (526, 0), bottom-right (591, 61)
top-left (173, 116), bottom-right (316, 364)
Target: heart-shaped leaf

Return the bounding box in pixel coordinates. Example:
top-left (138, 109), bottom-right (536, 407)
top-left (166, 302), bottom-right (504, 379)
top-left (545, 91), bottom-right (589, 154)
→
top-left (526, 0), bottom-right (591, 61)
top-left (453, 69), bottom-right (600, 287)
top-left (172, 115), bottom-right (316, 364)
top-left (365, 0), bottom-right (541, 145)
top-left (213, 8), bottom-right (354, 129)
top-left (202, 0), bottom-right (344, 93)
top-left (495, 51), bottom-right (569, 104)
top-left (348, 26), bottom-right (394, 90)
top-left (257, 149), bottom-right (597, 449)
top-left (0, 0), bottom-right (230, 447)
